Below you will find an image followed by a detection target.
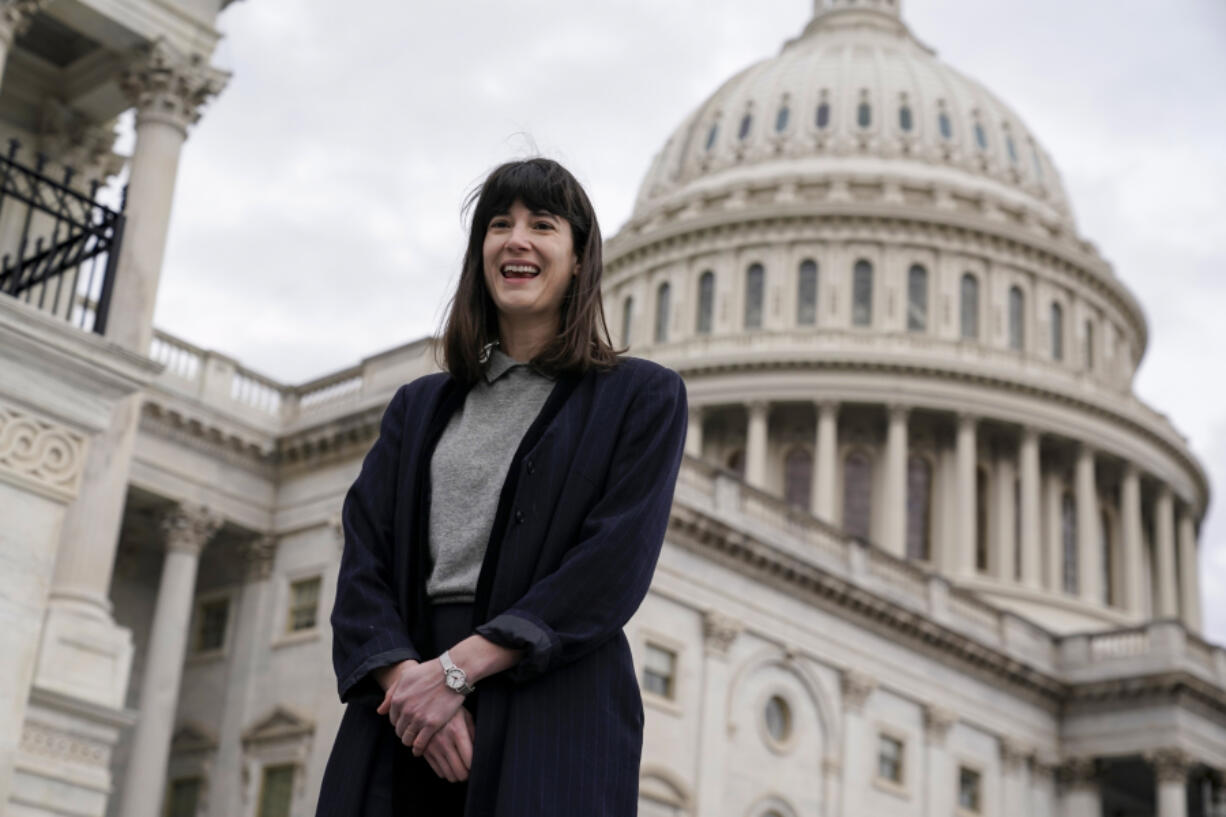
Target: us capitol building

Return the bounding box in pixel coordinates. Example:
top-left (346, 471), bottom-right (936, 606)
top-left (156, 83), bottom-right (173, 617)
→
top-left (0, 0), bottom-right (1222, 815)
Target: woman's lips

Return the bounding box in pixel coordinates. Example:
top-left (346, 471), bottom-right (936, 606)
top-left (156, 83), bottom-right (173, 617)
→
top-left (502, 263), bottom-right (540, 279)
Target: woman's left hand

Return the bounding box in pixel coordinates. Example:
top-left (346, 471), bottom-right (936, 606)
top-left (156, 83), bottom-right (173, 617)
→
top-left (376, 658), bottom-right (465, 757)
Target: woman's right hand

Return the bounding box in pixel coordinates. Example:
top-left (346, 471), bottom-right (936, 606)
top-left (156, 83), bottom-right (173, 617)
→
top-left (422, 706), bottom-right (475, 783)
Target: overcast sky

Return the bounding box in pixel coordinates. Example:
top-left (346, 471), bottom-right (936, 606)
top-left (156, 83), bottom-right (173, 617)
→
top-left (143, 0), bottom-right (1226, 639)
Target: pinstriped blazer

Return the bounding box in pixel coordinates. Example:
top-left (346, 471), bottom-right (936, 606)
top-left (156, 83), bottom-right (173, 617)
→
top-left (316, 355), bottom-right (688, 816)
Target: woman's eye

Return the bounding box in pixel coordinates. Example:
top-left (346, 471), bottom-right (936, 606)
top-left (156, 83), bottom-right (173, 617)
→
top-left (534, 221), bottom-right (555, 230)
top-left (489, 219), bottom-right (510, 229)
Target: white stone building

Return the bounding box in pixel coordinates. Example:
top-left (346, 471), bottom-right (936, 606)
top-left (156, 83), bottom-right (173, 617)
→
top-left (0, 0), bottom-right (1222, 816)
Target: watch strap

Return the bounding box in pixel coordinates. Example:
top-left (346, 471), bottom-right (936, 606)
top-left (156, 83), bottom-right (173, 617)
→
top-left (439, 649), bottom-right (476, 695)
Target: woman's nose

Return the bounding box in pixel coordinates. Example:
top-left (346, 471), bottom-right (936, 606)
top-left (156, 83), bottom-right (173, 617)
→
top-left (506, 222), bottom-right (532, 249)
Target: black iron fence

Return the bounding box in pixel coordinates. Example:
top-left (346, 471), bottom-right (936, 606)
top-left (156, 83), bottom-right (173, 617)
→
top-left (0, 139), bottom-right (125, 334)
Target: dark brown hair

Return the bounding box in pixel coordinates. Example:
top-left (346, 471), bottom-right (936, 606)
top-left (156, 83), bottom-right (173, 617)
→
top-left (437, 158), bottom-right (624, 385)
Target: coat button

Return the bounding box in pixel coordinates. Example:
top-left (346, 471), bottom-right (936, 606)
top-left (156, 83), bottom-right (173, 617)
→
top-left (514, 509), bottom-right (524, 524)
top-left (526, 459), bottom-right (536, 475)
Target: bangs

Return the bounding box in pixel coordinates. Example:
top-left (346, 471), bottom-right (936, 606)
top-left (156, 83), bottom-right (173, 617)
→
top-left (465, 158), bottom-right (590, 237)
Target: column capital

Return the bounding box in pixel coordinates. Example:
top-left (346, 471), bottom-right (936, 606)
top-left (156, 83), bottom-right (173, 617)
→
top-left (956, 411), bottom-right (977, 429)
top-left (0, 0), bottom-right (48, 45)
top-left (840, 669), bottom-right (876, 713)
top-left (701, 610), bottom-right (743, 657)
top-left (1020, 425), bottom-right (1041, 442)
top-left (1057, 757), bottom-right (1101, 791)
top-left (999, 737), bottom-right (1032, 772)
top-left (747, 399), bottom-right (769, 415)
top-left (1147, 748), bottom-right (1193, 784)
top-left (161, 504), bottom-right (222, 556)
top-left (37, 100), bottom-right (124, 181)
top-left (922, 704), bottom-right (956, 745)
top-left (887, 403), bottom-right (910, 421)
top-left (817, 399), bottom-right (840, 415)
top-left (120, 38), bottom-right (230, 133)
top-left (238, 534), bottom-right (277, 582)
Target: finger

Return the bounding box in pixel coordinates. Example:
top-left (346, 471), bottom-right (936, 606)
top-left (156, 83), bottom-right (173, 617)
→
top-left (412, 722), bottom-right (438, 757)
top-left (423, 749), bottom-right (447, 782)
top-left (435, 742), bottom-right (461, 783)
top-left (376, 687), bottom-right (391, 716)
top-left (455, 714), bottom-right (474, 772)
top-left (440, 734), bottom-right (467, 781)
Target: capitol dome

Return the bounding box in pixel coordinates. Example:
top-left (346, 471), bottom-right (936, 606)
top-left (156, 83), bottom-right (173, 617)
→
top-left (604, 0), bottom-right (1209, 635)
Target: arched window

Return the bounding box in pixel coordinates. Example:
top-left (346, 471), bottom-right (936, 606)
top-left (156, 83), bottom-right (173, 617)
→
top-left (1031, 142), bottom-right (1045, 181)
top-left (938, 111), bottom-right (952, 140)
top-left (907, 265), bottom-right (928, 332)
top-left (726, 449), bottom-right (745, 479)
top-left (1051, 302), bottom-right (1065, 361)
top-left (974, 122), bottom-right (988, 150)
top-left (899, 105), bottom-right (913, 132)
top-left (739, 114), bottom-right (753, 141)
top-left (857, 102), bottom-right (872, 128)
top-left (817, 101), bottom-right (831, 129)
top-left (1062, 493), bottom-right (1077, 593)
top-left (622, 295), bottom-right (634, 347)
top-left (785, 448), bottom-right (813, 508)
top-left (842, 451), bottom-right (872, 540)
top-left (1084, 320), bottom-right (1095, 371)
top-left (976, 467), bottom-right (990, 571)
top-left (960, 273), bottom-right (980, 339)
top-left (705, 123), bottom-right (719, 151)
top-left (905, 456), bottom-right (932, 560)
top-left (744, 264), bottom-right (765, 329)
top-left (1101, 508), bottom-right (1114, 606)
top-left (852, 260), bottom-right (873, 327)
top-left (775, 106), bottom-right (790, 132)
top-left (655, 283), bottom-right (670, 344)
top-left (1006, 134), bottom-right (1018, 164)
top-left (696, 271), bottom-right (715, 335)
top-left (797, 260), bottom-right (818, 326)
top-left (1008, 286), bottom-right (1025, 351)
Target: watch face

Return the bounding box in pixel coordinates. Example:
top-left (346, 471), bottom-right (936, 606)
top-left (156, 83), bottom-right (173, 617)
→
top-left (445, 668), bottom-right (466, 691)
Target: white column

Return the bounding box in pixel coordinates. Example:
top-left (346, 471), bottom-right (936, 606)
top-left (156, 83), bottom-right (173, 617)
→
top-left (1044, 471), bottom-right (1064, 592)
top-left (1000, 739), bottom-right (1030, 817)
top-left (923, 705), bottom-right (955, 817)
top-left (955, 413), bottom-right (977, 576)
top-left (1155, 486), bottom-right (1178, 618)
top-left (1152, 749), bottom-right (1190, 817)
top-left (1019, 428), bottom-right (1042, 588)
top-left (1075, 444), bottom-right (1101, 605)
top-left (1121, 464), bottom-right (1145, 616)
top-left (1178, 509), bottom-right (1201, 632)
top-left (882, 405), bottom-right (909, 557)
top-left (814, 401), bottom-right (838, 523)
top-left (1058, 758), bottom-right (1101, 817)
top-left (994, 452), bottom-right (1017, 581)
top-left (839, 670), bottom-right (876, 817)
top-left (745, 400), bottom-right (769, 490)
top-left (694, 612), bottom-right (741, 816)
top-left (686, 406), bottom-right (704, 458)
top-left (120, 504), bottom-right (222, 817)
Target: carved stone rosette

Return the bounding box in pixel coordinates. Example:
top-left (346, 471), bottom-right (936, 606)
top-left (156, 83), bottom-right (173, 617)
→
top-left (161, 503), bottom-right (223, 555)
top-left (239, 534), bottom-right (277, 582)
top-left (0, 0), bottom-right (49, 45)
top-left (702, 610), bottom-right (742, 657)
top-left (840, 669), bottom-right (876, 714)
top-left (922, 704), bottom-right (956, 746)
top-left (1149, 748), bottom-right (1193, 784)
top-left (0, 398), bottom-right (87, 500)
top-left (120, 38), bottom-right (230, 133)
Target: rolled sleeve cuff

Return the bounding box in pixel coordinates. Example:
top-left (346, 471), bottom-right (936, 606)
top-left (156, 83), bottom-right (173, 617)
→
top-left (475, 609), bottom-right (559, 682)
top-left (338, 644), bottom-right (421, 706)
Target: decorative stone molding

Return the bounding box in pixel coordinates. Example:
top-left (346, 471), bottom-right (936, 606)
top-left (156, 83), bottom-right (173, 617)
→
top-left (38, 99), bottom-right (124, 181)
top-left (999, 737), bottom-right (1032, 773)
top-left (702, 610), bottom-right (742, 657)
top-left (0, 398), bottom-right (87, 500)
top-left (1148, 748), bottom-right (1193, 784)
top-left (922, 704), bottom-right (956, 746)
top-left (20, 720), bottom-right (110, 768)
top-left (240, 705), bottom-right (315, 803)
top-left (240, 534), bottom-right (277, 582)
top-left (839, 669), bottom-right (875, 713)
top-left (161, 503), bottom-right (223, 555)
top-left (120, 38), bottom-right (230, 133)
top-left (0, 0), bottom-right (48, 44)
top-left (1057, 757), bottom-right (1100, 791)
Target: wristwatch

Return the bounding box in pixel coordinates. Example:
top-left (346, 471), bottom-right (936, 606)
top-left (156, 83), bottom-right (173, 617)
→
top-left (439, 650), bottom-right (476, 695)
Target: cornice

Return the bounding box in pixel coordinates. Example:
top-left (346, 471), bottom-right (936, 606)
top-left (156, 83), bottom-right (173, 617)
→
top-left (1066, 671), bottom-right (1226, 726)
top-left (273, 403), bottom-right (385, 474)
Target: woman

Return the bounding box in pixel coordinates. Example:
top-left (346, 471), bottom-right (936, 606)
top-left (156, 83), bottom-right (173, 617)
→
top-left (316, 158), bottom-right (688, 816)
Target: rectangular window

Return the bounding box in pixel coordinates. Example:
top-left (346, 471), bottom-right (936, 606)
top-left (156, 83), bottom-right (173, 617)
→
top-left (641, 643), bottom-right (676, 699)
top-left (287, 576), bottom-right (321, 633)
top-left (194, 598), bottom-right (229, 653)
top-left (958, 766), bottom-right (982, 813)
top-left (164, 777), bottom-right (201, 817)
top-left (257, 765), bottom-right (294, 817)
top-left (876, 734), bottom-right (904, 784)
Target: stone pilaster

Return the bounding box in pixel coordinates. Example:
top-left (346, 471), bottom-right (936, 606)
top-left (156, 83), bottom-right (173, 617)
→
top-left (840, 670), bottom-right (876, 816)
top-left (745, 401), bottom-right (769, 489)
top-left (1155, 487), bottom-right (1178, 618)
top-left (695, 611), bottom-right (741, 816)
top-left (922, 705), bottom-right (955, 817)
top-left (119, 504), bottom-right (222, 817)
top-left (1019, 428), bottom-right (1042, 588)
top-left (955, 413), bottom-right (977, 576)
top-left (1121, 464), bottom-right (1145, 616)
top-left (1177, 510), bottom-right (1201, 632)
top-left (1150, 748), bottom-right (1191, 817)
top-left (999, 738), bottom-right (1031, 817)
top-left (882, 404), bottom-right (908, 557)
top-left (1074, 444), bottom-right (1102, 605)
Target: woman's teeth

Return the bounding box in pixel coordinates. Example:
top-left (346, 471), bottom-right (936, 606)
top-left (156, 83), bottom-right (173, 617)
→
top-left (503, 265), bottom-right (540, 279)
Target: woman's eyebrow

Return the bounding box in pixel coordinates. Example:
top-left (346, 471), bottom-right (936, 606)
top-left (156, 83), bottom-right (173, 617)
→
top-left (529, 209), bottom-right (559, 219)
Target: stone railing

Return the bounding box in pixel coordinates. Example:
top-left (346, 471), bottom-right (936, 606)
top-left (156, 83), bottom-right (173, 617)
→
top-left (1058, 621), bottom-right (1226, 688)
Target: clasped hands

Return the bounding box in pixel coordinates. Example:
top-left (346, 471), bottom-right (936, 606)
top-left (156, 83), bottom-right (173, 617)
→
top-left (376, 658), bottom-right (473, 783)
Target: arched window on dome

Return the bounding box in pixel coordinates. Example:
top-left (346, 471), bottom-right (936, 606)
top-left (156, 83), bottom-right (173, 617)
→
top-left (899, 105), bottom-right (914, 133)
top-left (705, 123), bottom-right (719, 151)
top-left (785, 447), bottom-right (813, 508)
top-left (696, 271), bottom-right (715, 335)
top-left (1084, 320), bottom-right (1095, 371)
top-left (852, 260), bottom-right (873, 327)
top-left (905, 455), bottom-right (932, 561)
top-left (739, 113), bottom-right (753, 141)
top-left (939, 111), bottom-right (953, 141)
top-left (655, 283), bottom-right (671, 344)
top-left (776, 106), bottom-right (790, 133)
top-left (1008, 286), bottom-right (1025, 351)
top-left (1101, 507), bottom-right (1114, 606)
top-left (907, 265), bottom-right (928, 332)
top-left (976, 467), bottom-right (990, 572)
top-left (1061, 492), bottom-right (1077, 594)
top-left (842, 450), bottom-right (872, 540)
top-left (744, 264), bottom-right (765, 329)
top-left (1006, 133), bottom-right (1019, 164)
top-left (797, 260), bottom-right (818, 326)
top-left (726, 449), bottom-right (745, 480)
top-left (1050, 302), bottom-right (1065, 361)
top-left (960, 273), bottom-right (980, 340)
top-left (817, 100), bottom-right (831, 129)
top-left (974, 122), bottom-right (988, 151)
top-left (622, 295), bottom-right (634, 347)
top-left (857, 101), bottom-right (872, 129)
top-left (1030, 141), bottom-right (1045, 181)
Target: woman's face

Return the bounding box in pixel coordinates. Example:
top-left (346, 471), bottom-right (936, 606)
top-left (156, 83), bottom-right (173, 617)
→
top-left (482, 198), bottom-right (578, 328)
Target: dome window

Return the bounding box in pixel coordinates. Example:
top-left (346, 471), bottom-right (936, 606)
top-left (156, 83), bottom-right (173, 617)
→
top-left (1050, 302), bottom-right (1065, 361)
top-left (1006, 134), bottom-right (1019, 164)
top-left (899, 105), bottom-right (913, 132)
top-left (974, 122), bottom-right (988, 151)
top-left (817, 101), bottom-right (831, 129)
top-left (797, 260), bottom-right (818, 326)
top-left (775, 106), bottom-right (790, 133)
top-left (907, 265), bottom-right (927, 332)
top-left (960, 273), bottom-right (980, 339)
top-left (654, 283), bottom-right (671, 344)
top-left (1008, 286), bottom-right (1025, 351)
top-left (705, 123), bottom-right (719, 151)
top-left (852, 260), bottom-right (873, 326)
top-left (938, 112), bottom-right (952, 141)
top-left (857, 102), bottom-right (872, 129)
top-left (738, 114), bottom-right (753, 141)
top-left (744, 263), bottom-right (765, 329)
top-left (696, 271), bottom-right (715, 335)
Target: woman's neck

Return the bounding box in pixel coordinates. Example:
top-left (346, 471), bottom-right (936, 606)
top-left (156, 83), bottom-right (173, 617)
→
top-left (497, 315), bottom-right (559, 363)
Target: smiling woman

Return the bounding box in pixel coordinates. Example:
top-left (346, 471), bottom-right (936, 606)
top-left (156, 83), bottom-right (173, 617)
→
top-left (316, 157), bottom-right (689, 817)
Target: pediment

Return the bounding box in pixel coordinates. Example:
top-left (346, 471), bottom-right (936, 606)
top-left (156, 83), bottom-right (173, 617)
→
top-left (241, 705), bottom-right (315, 746)
top-left (171, 720), bottom-right (218, 754)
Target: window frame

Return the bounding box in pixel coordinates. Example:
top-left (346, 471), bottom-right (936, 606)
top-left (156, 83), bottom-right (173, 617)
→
top-left (696, 270), bottom-right (715, 335)
top-left (906, 264), bottom-right (928, 332)
top-left (272, 566), bottom-right (328, 649)
top-left (743, 263), bottom-right (765, 330)
top-left (960, 272), bottom-right (980, 340)
top-left (852, 260), bottom-right (873, 327)
top-left (638, 632), bottom-right (684, 717)
top-left (873, 728), bottom-right (911, 798)
top-left (796, 259), bottom-right (818, 326)
top-left (955, 761), bottom-right (985, 816)
top-left (188, 588), bottom-right (237, 662)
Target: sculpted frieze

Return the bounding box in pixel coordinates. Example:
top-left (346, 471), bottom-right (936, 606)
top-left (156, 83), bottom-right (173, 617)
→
top-left (0, 399), bottom-right (87, 500)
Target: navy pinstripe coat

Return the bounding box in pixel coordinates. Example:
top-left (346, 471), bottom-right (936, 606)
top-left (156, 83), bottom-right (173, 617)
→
top-left (316, 355), bottom-right (687, 817)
